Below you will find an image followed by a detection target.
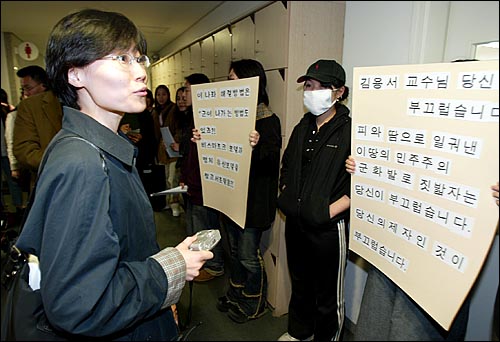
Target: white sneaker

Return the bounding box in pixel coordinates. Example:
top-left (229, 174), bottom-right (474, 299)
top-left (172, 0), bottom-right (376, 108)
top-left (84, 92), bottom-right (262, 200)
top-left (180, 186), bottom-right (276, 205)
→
top-left (277, 332), bottom-right (313, 341)
top-left (171, 203), bottom-right (182, 217)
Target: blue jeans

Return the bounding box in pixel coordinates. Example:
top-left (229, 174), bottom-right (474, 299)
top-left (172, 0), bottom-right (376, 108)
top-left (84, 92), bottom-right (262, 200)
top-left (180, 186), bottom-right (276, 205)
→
top-left (183, 196), bottom-right (224, 273)
top-left (1, 156), bottom-right (23, 208)
top-left (353, 266), bottom-right (470, 341)
top-left (223, 215), bottom-right (268, 317)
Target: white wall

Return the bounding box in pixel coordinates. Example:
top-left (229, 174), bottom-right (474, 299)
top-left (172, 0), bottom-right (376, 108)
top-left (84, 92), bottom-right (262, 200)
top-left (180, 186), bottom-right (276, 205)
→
top-left (342, 1), bottom-right (499, 340)
top-left (444, 1), bottom-right (499, 61)
top-left (342, 1), bottom-right (454, 89)
top-left (343, 1), bottom-right (414, 80)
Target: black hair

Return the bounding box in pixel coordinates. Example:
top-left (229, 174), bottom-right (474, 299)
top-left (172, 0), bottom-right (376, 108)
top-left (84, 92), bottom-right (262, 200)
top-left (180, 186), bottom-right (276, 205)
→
top-left (16, 65), bottom-right (48, 88)
top-left (229, 59), bottom-right (269, 106)
top-left (45, 8), bottom-right (147, 109)
top-left (176, 86), bottom-right (186, 97)
top-left (185, 73), bottom-right (210, 85)
top-left (0, 88), bottom-right (8, 104)
top-left (1, 88), bottom-right (10, 124)
top-left (146, 89), bottom-right (154, 102)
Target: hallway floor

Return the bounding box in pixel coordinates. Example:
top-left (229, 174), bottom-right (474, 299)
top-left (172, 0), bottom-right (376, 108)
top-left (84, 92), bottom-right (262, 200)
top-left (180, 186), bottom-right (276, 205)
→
top-left (155, 208), bottom-right (290, 341)
top-left (155, 207), bottom-right (355, 341)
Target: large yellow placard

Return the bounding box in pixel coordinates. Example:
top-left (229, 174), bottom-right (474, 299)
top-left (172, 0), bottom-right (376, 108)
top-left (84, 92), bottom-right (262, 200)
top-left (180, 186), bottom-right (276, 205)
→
top-left (192, 77), bottom-right (259, 228)
top-left (349, 61), bottom-right (499, 329)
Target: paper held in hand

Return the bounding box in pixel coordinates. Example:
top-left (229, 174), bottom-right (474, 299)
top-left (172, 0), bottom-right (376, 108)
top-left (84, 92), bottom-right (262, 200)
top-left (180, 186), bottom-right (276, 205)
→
top-left (150, 185), bottom-right (188, 197)
top-left (160, 126), bottom-right (181, 158)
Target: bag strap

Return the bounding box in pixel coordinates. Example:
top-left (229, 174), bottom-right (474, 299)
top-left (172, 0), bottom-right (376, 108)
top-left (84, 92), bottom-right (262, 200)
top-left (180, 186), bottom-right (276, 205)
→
top-left (2, 135), bottom-right (107, 288)
top-left (17, 134), bottom-right (107, 236)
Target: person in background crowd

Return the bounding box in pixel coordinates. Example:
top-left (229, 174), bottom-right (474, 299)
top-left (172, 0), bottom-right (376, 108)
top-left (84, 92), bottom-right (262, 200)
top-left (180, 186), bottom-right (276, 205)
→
top-left (277, 60), bottom-right (352, 341)
top-left (178, 73), bottom-right (226, 282)
top-left (175, 86), bottom-right (188, 112)
top-left (17, 65), bottom-right (48, 98)
top-left (152, 84), bottom-right (179, 213)
top-left (13, 65), bottom-right (63, 193)
top-left (119, 88), bottom-right (158, 191)
top-left (194, 59), bottom-right (282, 323)
top-left (170, 86), bottom-right (188, 155)
top-left (161, 86), bottom-right (189, 216)
top-left (160, 85), bottom-right (184, 217)
top-left (1, 88), bottom-right (25, 224)
top-left (491, 182), bottom-right (500, 341)
top-left (170, 86), bottom-right (187, 155)
top-left (15, 8), bottom-right (212, 340)
top-left (492, 181), bottom-right (499, 341)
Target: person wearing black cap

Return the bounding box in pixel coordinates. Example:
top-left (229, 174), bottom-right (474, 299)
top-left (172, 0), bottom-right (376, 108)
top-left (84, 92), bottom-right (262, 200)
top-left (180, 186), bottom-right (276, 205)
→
top-left (277, 59), bottom-right (352, 341)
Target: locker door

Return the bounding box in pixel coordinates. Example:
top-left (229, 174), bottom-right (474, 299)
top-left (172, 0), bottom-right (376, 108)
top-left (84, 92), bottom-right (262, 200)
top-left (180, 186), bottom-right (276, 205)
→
top-left (255, 1), bottom-right (289, 70)
top-left (201, 36), bottom-right (215, 80)
top-left (213, 27), bottom-right (232, 79)
top-left (190, 41), bottom-right (202, 74)
top-left (231, 16), bottom-right (255, 61)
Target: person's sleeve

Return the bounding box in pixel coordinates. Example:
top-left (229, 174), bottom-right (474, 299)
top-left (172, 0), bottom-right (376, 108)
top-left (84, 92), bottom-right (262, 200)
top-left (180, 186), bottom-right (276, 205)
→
top-left (150, 248), bottom-right (186, 307)
top-left (151, 110), bottom-right (162, 142)
top-left (37, 142), bottom-right (182, 336)
top-left (13, 100), bottom-right (43, 171)
top-left (253, 115), bottom-right (282, 164)
top-left (335, 169), bottom-right (351, 200)
top-left (5, 111), bottom-right (19, 170)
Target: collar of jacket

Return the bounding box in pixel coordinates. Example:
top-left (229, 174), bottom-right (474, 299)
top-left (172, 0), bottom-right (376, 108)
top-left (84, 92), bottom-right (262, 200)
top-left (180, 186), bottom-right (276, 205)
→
top-left (61, 106), bottom-right (135, 167)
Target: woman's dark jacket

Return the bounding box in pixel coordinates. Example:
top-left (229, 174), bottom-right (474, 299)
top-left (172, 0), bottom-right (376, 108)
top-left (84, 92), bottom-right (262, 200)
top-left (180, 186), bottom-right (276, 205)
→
top-left (278, 104), bottom-right (351, 229)
top-left (16, 108), bottom-right (178, 340)
top-left (245, 113), bottom-right (281, 228)
top-left (178, 107), bottom-right (204, 205)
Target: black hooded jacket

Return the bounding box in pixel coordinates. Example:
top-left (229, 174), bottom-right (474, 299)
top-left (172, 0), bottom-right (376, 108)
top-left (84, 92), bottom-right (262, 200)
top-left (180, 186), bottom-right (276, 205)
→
top-left (277, 104), bottom-right (351, 229)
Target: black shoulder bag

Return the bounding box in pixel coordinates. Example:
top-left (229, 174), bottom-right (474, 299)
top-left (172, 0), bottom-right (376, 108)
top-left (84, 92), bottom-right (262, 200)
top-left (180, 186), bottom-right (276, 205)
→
top-left (1, 135), bottom-right (107, 341)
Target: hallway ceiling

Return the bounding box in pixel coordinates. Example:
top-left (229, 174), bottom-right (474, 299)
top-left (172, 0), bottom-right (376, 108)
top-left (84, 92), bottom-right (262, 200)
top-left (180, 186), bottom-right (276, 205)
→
top-left (1, 1), bottom-right (224, 55)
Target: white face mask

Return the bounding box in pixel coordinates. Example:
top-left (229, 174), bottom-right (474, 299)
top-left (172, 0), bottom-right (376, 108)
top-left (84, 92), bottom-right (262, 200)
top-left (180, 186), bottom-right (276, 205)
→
top-left (303, 89), bottom-right (336, 116)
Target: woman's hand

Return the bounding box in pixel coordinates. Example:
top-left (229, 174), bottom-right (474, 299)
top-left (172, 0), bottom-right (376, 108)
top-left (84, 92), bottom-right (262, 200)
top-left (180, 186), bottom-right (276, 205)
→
top-left (191, 128), bottom-right (201, 142)
top-left (11, 169), bottom-right (21, 179)
top-left (249, 130), bottom-right (260, 147)
top-left (127, 132), bottom-right (142, 144)
top-left (171, 142), bottom-right (180, 152)
top-left (492, 182), bottom-right (499, 207)
top-left (345, 155), bottom-right (356, 174)
top-left (175, 235), bottom-right (213, 281)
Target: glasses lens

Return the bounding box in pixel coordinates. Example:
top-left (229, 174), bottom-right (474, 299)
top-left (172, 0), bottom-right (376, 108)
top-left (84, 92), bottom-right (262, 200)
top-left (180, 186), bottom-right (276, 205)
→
top-left (120, 54), bottom-right (132, 64)
top-left (138, 55), bottom-right (150, 67)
